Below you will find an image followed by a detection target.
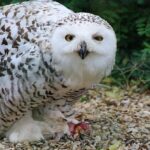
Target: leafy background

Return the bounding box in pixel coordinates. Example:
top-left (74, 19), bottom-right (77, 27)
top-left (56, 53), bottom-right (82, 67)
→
top-left (0, 0), bottom-right (150, 91)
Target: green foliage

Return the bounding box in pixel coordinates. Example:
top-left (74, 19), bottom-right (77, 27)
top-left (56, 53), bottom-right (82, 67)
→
top-left (1, 0), bottom-right (150, 90)
top-left (0, 0), bottom-right (25, 5)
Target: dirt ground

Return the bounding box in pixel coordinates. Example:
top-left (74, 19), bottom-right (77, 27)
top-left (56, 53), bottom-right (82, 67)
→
top-left (0, 85), bottom-right (149, 150)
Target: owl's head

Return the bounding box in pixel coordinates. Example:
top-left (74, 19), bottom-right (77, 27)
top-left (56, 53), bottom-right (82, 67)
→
top-left (50, 13), bottom-right (117, 89)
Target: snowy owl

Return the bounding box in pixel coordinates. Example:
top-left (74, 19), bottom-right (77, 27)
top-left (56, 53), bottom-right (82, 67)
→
top-left (0, 0), bottom-right (117, 142)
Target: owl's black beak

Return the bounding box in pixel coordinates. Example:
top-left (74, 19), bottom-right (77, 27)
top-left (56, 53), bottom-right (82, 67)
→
top-left (78, 41), bottom-right (89, 59)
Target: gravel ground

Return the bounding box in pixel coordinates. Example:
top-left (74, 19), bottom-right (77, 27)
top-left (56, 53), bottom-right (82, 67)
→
top-left (0, 86), bottom-right (149, 150)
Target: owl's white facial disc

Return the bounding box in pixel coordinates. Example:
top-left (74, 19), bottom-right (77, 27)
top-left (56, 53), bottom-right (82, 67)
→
top-left (51, 13), bottom-right (117, 89)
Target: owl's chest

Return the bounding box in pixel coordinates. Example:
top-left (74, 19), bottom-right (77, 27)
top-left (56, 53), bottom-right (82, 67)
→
top-left (46, 87), bottom-right (86, 104)
top-left (47, 88), bottom-right (87, 113)
top-left (29, 80), bottom-right (86, 108)
top-left (32, 88), bottom-right (87, 119)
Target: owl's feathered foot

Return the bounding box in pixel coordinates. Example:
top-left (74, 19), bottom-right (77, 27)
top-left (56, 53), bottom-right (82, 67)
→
top-left (6, 112), bottom-right (54, 143)
top-left (6, 118), bottom-right (44, 143)
top-left (33, 108), bottom-right (91, 141)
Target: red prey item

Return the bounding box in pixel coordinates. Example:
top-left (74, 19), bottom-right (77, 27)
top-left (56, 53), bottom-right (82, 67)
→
top-left (67, 122), bottom-right (91, 137)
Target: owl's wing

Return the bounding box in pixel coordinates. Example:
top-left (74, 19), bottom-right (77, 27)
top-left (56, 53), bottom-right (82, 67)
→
top-left (0, 0), bottom-right (72, 68)
top-left (1, 0), bottom-right (72, 27)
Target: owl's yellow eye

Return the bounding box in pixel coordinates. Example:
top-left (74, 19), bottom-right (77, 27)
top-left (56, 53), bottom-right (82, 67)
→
top-left (65, 34), bottom-right (75, 41)
top-left (93, 35), bottom-right (103, 41)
